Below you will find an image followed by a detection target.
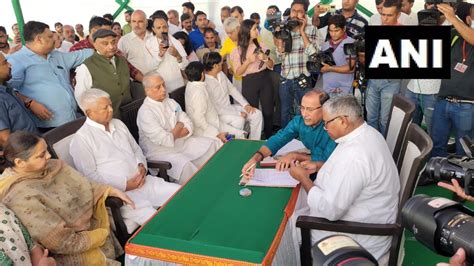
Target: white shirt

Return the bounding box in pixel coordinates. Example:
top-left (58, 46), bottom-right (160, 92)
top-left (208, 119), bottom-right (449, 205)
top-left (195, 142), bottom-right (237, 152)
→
top-left (118, 31), bottom-right (157, 74)
top-left (204, 72), bottom-right (249, 117)
top-left (407, 79), bottom-right (441, 95)
top-left (74, 55), bottom-right (117, 100)
top-left (145, 34), bottom-right (188, 92)
top-left (185, 81), bottom-right (221, 139)
top-left (58, 40), bottom-right (74, 52)
top-left (137, 97), bottom-right (216, 178)
top-left (307, 122), bottom-right (400, 260)
top-left (369, 12), bottom-right (417, 25)
top-left (168, 23), bottom-right (182, 35)
top-left (215, 24), bottom-right (228, 44)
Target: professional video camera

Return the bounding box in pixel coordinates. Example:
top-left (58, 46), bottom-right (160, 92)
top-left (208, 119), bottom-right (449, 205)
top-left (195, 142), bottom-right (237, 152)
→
top-left (312, 235), bottom-right (378, 266)
top-left (418, 0), bottom-right (457, 26)
top-left (402, 194), bottom-right (474, 264)
top-left (423, 136), bottom-right (474, 196)
top-left (306, 48), bottom-right (336, 73)
top-left (343, 36), bottom-right (365, 58)
top-left (266, 11), bottom-right (301, 53)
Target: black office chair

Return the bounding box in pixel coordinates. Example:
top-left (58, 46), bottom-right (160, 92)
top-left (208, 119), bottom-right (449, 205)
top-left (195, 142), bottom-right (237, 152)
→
top-left (385, 94), bottom-right (416, 164)
top-left (119, 99), bottom-right (172, 182)
top-left (169, 86), bottom-right (186, 112)
top-left (296, 123), bottom-right (433, 266)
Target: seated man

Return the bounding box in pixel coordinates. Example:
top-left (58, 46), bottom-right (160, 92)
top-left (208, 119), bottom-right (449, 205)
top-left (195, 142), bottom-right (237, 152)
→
top-left (70, 89), bottom-right (180, 232)
top-left (203, 52), bottom-right (263, 140)
top-left (184, 61), bottom-right (245, 143)
top-left (75, 29), bottom-right (132, 118)
top-left (241, 90), bottom-right (336, 175)
top-left (137, 73), bottom-right (219, 184)
top-left (0, 53), bottom-right (37, 149)
top-left (289, 95), bottom-right (399, 263)
top-left (319, 14), bottom-right (355, 98)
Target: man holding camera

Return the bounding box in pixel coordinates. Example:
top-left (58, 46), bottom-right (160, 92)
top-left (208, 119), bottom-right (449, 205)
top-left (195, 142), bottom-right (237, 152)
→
top-left (276, 0), bottom-right (320, 127)
top-left (319, 14), bottom-right (355, 98)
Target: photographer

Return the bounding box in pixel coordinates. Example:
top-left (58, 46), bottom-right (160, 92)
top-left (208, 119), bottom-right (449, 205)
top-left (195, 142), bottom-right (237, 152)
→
top-left (431, 2), bottom-right (474, 157)
top-left (437, 3), bottom-right (474, 45)
top-left (276, 0), bottom-right (320, 127)
top-left (319, 14), bottom-right (355, 98)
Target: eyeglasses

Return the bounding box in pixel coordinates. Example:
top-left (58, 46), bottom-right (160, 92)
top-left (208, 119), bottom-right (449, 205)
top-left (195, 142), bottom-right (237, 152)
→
top-left (300, 105), bottom-right (322, 112)
top-left (323, 115), bottom-right (348, 129)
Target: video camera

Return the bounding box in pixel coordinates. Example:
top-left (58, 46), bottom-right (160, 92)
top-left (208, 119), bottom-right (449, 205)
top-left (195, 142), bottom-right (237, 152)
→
top-left (402, 194), bottom-right (474, 264)
top-left (306, 48), bottom-right (336, 73)
top-left (418, 0), bottom-right (457, 26)
top-left (423, 136), bottom-right (474, 196)
top-left (343, 35), bottom-right (365, 58)
top-left (312, 235), bottom-right (378, 266)
top-left (266, 11), bottom-right (301, 53)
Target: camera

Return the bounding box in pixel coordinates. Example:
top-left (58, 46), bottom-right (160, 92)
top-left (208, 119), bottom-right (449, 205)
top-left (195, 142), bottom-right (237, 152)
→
top-left (343, 35), bottom-right (365, 58)
top-left (306, 48), bottom-right (336, 73)
top-left (423, 136), bottom-right (474, 195)
top-left (402, 194), bottom-right (474, 263)
top-left (266, 11), bottom-right (301, 53)
top-left (418, 0), bottom-right (457, 26)
top-left (312, 235), bottom-right (378, 266)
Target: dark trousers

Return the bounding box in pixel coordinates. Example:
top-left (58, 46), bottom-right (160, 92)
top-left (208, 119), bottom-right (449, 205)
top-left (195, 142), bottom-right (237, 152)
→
top-left (242, 70), bottom-right (275, 139)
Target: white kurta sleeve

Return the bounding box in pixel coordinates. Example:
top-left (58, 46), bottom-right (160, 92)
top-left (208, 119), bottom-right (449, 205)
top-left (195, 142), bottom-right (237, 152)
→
top-left (172, 99), bottom-right (193, 137)
top-left (74, 64), bottom-right (92, 102)
top-left (307, 157), bottom-right (367, 221)
top-left (188, 90), bottom-right (220, 138)
top-left (137, 107), bottom-right (176, 148)
top-left (225, 74), bottom-right (249, 108)
top-left (117, 37), bottom-right (128, 58)
top-left (70, 134), bottom-right (128, 191)
top-left (120, 120), bottom-right (147, 167)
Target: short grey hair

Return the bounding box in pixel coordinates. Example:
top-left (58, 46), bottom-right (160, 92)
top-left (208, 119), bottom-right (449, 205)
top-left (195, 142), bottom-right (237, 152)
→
top-left (142, 72), bottom-right (164, 89)
top-left (223, 17), bottom-right (240, 32)
top-left (78, 88), bottom-right (110, 113)
top-left (322, 95), bottom-right (363, 122)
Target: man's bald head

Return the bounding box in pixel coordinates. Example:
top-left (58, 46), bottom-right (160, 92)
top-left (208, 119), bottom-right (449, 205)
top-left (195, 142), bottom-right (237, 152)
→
top-left (131, 10), bottom-right (148, 37)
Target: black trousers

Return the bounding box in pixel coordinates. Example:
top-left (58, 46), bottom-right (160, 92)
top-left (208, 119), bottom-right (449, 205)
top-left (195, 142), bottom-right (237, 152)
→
top-left (242, 70), bottom-right (275, 138)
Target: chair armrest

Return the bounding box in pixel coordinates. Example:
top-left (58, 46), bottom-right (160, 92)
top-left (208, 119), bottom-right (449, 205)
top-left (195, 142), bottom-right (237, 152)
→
top-left (296, 216), bottom-right (400, 236)
top-left (105, 196), bottom-right (124, 209)
top-left (147, 160), bottom-right (172, 182)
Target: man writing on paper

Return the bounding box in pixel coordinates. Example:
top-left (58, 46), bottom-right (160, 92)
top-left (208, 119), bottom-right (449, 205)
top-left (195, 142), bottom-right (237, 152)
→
top-left (241, 90), bottom-right (336, 176)
top-left (289, 95), bottom-right (399, 264)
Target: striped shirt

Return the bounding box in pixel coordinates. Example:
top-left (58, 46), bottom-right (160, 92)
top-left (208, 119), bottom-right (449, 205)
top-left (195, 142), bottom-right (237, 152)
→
top-left (318, 9), bottom-right (368, 39)
top-left (278, 25), bottom-right (320, 79)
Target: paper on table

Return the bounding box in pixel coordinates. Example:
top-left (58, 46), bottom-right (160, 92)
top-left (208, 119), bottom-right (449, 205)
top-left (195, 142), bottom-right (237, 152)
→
top-left (260, 139), bottom-right (309, 167)
top-left (245, 168), bottom-right (299, 187)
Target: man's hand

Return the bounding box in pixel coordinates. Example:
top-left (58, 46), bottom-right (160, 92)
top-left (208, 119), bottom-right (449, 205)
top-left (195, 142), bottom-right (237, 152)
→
top-left (275, 153), bottom-right (297, 171)
top-left (30, 101), bottom-right (53, 120)
top-left (314, 3), bottom-right (328, 15)
top-left (8, 44), bottom-right (22, 54)
top-left (320, 62), bottom-right (332, 73)
top-left (109, 187), bottom-right (136, 209)
top-left (217, 132), bottom-right (228, 143)
top-left (240, 112), bottom-right (247, 118)
top-left (241, 157), bottom-right (258, 178)
top-left (37, 249), bottom-right (56, 266)
top-left (438, 179), bottom-right (474, 202)
top-left (437, 248), bottom-right (466, 266)
top-left (159, 43), bottom-right (168, 57)
top-left (172, 121), bottom-right (185, 139)
top-left (300, 161), bottom-right (323, 174)
top-left (125, 165), bottom-right (146, 192)
top-left (289, 162), bottom-right (310, 182)
top-left (299, 16), bottom-right (308, 34)
top-left (244, 104), bottom-right (256, 114)
top-left (437, 4), bottom-right (456, 22)
top-left (168, 46), bottom-right (181, 60)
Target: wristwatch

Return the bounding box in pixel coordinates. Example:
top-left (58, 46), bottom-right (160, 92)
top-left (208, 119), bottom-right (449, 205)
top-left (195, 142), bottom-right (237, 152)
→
top-left (24, 97), bottom-right (33, 108)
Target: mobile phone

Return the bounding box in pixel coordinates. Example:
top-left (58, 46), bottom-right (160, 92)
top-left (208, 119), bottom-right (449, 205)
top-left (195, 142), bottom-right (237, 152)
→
top-left (161, 32), bottom-right (169, 48)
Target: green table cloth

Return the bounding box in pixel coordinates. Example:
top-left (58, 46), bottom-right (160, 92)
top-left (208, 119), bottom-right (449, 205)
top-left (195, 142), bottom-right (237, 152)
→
top-left (126, 140), bottom-right (299, 265)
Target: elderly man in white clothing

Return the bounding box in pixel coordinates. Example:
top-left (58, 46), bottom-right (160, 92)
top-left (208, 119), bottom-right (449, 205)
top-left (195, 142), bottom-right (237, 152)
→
top-left (289, 95), bottom-right (399, 264)
top-left (185, 61), bottom-right (246, 143)
top-left (70, 89), bottom-right (180, 233)
top-left (137, 73), bottom-right (219, 184)
top-left (203, 52), bottom-right (263, 140)
top-left (145, 16), bottom-right (189, 93)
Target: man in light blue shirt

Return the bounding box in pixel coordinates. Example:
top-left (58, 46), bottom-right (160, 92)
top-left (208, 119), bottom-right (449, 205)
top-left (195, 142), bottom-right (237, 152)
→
top-left (241, 90), bottom-right (336, 176)
top-left (7, 21), bottom-right (93, 130)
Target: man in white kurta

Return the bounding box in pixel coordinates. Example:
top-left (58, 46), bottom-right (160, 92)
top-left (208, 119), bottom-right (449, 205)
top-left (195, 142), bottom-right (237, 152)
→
top-left (70, 89), bottom-right (180, 233)
top-left (204, 52), bottom-right (263, 140)
top-left (137, 74), bottom-right (219, 184)
top-left (184, 62), bottom-right (246, 142)
top-left (145, 17), bottom-right (189, 93)
top-left (289, 95), bottom-right (399, 264)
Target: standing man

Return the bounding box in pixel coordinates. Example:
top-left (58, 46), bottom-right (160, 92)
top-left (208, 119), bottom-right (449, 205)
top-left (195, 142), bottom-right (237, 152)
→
top-left (180, 13), bottom-right (193, 34)
top-left (167, 9), bottom-right (182, 35)
top-left (365, 0), bottom-right (402, 134)
top-left (58, 25), bottom-right (76, 52)
top-left (0, 27), bottom-right (10, 56)
top-left (217, 6), bottom-right (231, 42)
top-left (122, 10), bottom-right (133, 35)
top-left (189, 11), bottom-right (209, 51)
top-left (196, 28), bottom-right (220, 61)
top-left (276, 0), bottom-right (320, 127)
top-left (231, 6), bottom-right (245, 24)
top-left (75, 24), bottom-right (86, 41)
top-left (7, 21), bottom-right (93, 131)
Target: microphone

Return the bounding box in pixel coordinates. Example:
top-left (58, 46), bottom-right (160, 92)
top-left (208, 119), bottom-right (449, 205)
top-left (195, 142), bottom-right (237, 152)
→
top-left (259, 50), bottom-right (271, 69)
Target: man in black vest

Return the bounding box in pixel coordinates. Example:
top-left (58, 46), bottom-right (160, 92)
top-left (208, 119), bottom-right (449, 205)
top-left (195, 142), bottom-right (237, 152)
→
top-left (74, 29), bottom-right (132, 118)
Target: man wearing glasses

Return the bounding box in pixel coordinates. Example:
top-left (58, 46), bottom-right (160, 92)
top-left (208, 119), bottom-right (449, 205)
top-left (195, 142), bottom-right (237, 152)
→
top-left (289, 95), bottom-right (399, 264)
top-left (241, 90), bottom-right (336, 176)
